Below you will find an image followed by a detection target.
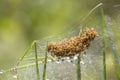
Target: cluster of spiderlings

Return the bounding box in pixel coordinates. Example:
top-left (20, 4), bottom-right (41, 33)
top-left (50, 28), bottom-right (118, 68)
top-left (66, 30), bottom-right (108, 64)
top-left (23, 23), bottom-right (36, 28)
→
top-left (47, 28), bottom-right (98, 57)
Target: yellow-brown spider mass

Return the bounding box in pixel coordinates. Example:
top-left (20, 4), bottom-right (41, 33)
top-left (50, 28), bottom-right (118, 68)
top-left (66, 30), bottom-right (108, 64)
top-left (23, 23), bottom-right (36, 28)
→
top-left (47, 28), bottom-right (97, 57)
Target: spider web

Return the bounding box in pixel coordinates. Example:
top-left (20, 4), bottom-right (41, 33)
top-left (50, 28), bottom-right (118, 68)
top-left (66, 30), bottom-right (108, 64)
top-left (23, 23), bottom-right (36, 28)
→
top-left (0, 13), bottom-right (106, 80)
top-left (1, 3), bottom-right (120, 80)
top-left (15, 22), bottom-right (104, 80)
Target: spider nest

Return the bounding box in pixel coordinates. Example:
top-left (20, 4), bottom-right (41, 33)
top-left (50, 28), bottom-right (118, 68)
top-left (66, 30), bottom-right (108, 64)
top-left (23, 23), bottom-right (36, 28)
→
top-left (47, 28), bottom-right (98, 57)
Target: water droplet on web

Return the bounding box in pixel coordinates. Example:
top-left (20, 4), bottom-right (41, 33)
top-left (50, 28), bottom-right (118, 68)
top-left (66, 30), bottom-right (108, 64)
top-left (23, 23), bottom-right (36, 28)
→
top-left (11, 67), bottom-right (17, 73)
top-left (66, 57), bottom-right (70, 60)
top-left (88, 60), bottom-right (91, 64)
top-left (48, 59), bottom-right (52, 62)
top-left (12, 75), bottom-right (18, 79)
top-left (0, 70), bottom-right (4, 74)
top-left (66, 59), bottom-right (71, 63)
top-left (11, 67), bottom-right (18, 79)
top-left (80, 61), bottom-right (85, 64)
top-left (46, 78), bottom-right (50, 80)
top-left (0, 71), bottom-right (3, 74)
top-left (56, 61), bottom-right (61, 64)
top-left (83, 53), bottom-right (87, 57)
top-left (73, 56), bottom-right (78, 60)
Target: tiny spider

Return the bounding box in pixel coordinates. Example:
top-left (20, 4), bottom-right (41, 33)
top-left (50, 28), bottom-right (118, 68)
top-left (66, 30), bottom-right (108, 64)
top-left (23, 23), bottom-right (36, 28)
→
top-left (47, 28), bottom-right (98, 58)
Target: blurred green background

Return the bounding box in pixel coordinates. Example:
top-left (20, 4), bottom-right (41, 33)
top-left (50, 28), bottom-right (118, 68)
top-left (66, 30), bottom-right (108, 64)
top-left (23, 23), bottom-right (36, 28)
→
top-left (0, 0), bottom-right (120, 71)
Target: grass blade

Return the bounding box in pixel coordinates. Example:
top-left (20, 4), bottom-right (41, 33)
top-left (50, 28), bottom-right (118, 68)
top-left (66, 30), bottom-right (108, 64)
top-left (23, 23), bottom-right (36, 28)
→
top-left (109, 35), bottom-right (120, 79)
top-left (6, 61), bottom-right (43, 72)
top-left (34, 41), bottom-right (40, 80)
top-left (43, 42), bottom-right (48, 80)
top-left (100, 5), bottom-right (106, 80)
top-left (17, 41), bottom-right (34, 66)
top-left (106, 27), bottom-right (120, 79)
top-left (77, 53), bottom-right (81, 80)
top-left (81, 3), bottom-right (103, 24)
top-left (65, 3), bottom-right (103, 34)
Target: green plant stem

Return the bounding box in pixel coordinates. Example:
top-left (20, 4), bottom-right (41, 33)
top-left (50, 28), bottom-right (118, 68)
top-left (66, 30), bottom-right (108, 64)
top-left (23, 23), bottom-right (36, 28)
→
top-left (24, 56), bottom-right (45, 61)
top-left (77, 53), bottom-right (81, 80)
top-left (78, 26), bottom-right (82, 80)
top-left (106, 27), bottom-right (120, 79)
top-left (80, 3), bottom-right (103, 30)
top-left (43, 3), bottom-right (103, 41)
top-left (100, 5), bottom-right (106, 80)
top-left (17, 41), bottom-right (34, 66)
top-left (109, 35), bottom-right (120, 79)
top-left (81, 3), bottom-right (103, 24)
top-left (5, 56), bottom-right (54, 73)
top-left (34, 41), bottom-right (40, 80)
top-left (6, 61), bottom-right (46, 73)
top-left (24, 55), bottom-right (55, 62)
top-left (78, 3), bottom-right (103, 35)
top-left (43, 43), bottom-right (48, 80)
